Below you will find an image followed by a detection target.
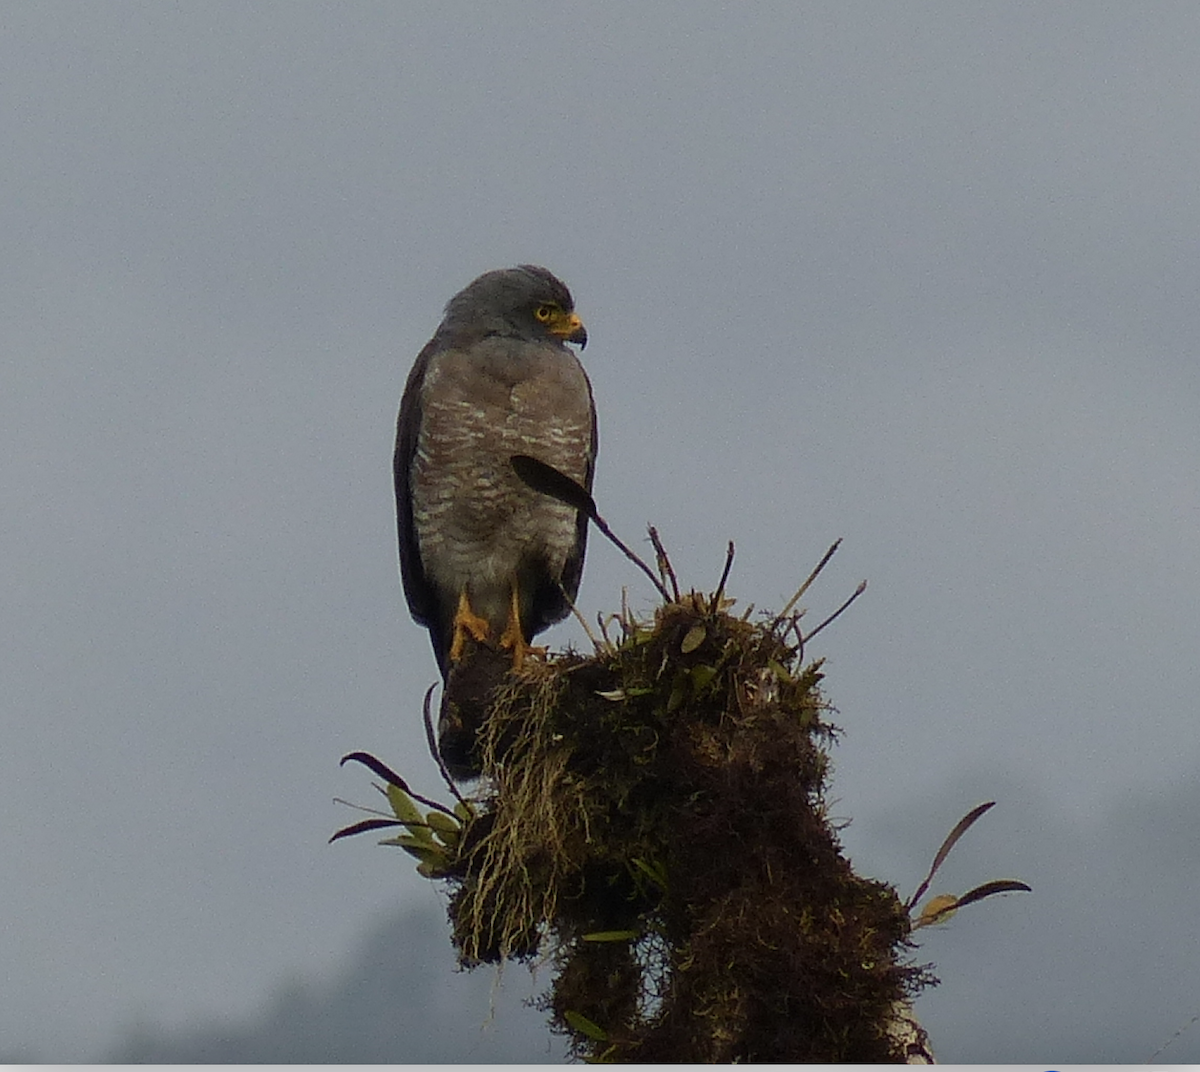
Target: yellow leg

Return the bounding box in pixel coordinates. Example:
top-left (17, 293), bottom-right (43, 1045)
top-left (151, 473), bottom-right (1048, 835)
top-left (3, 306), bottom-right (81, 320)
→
top-left (448, 589), bottom-right (491, 663)
top-left (498, 584), bottom-right (545, 669)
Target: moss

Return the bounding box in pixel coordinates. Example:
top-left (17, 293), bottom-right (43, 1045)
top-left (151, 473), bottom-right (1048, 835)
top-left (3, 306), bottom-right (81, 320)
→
top-left (440, 591), bottom-right (931, 1061)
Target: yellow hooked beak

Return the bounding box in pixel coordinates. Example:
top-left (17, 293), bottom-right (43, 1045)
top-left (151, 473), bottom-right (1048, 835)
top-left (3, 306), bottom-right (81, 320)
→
top-left (548, 309), bottom-right (588, 348)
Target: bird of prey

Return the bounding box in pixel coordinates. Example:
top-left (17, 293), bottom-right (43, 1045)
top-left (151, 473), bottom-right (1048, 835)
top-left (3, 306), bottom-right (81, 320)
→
top-left (394, 265), bottom-right (596, 774)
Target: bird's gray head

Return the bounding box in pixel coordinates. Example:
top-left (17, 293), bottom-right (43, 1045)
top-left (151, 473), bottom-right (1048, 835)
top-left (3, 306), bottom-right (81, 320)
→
top-left (437, 265), bottom-right (587, 349)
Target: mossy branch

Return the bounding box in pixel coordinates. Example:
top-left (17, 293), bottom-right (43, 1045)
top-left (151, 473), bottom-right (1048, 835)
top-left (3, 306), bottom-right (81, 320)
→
top-left (334, 466), bottom-right (1028, 1061)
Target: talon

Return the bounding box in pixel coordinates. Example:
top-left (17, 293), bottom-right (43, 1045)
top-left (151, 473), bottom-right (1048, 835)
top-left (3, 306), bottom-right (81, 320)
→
top-left (448, 590), bottom-right (491, 662)
top-left (498, 584), bottom-right (543, 669)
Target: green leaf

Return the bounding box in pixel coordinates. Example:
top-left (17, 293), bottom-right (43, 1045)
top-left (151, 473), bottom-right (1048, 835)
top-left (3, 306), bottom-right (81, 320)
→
top-left (425, 809), bottom-right (461, 848)
top-left (582, 930), bottom-right (640, 942)
top-left (630, 856), bottom-right (668, 892)
top-left (915, 893), bottom-right (960, 928)
top-left (680, 623), bottom-right (706, 653)
top-left (452, 800), bottom-right (476, 823)
top-left (384, 834), bottom-right (447, 867)
top-left (766, 658), bottom-right (793, 682)
top-left (386, 784), bottom-right (431, 837)
top-left (564, 1010), bottom-right (610, 1042)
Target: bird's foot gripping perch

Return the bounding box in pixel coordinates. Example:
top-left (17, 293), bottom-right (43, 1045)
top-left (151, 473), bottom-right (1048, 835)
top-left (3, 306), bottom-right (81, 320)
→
top-left (498, 584), bottom-right (545, 671)
top-left (440, 585), bottom-right (545, 779)
top-left (448, 590), bottom-right (492, 663)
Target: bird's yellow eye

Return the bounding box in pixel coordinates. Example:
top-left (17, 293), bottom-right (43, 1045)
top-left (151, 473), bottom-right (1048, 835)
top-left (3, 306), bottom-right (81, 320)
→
top-left (534, 304), bottom-right (556, 323)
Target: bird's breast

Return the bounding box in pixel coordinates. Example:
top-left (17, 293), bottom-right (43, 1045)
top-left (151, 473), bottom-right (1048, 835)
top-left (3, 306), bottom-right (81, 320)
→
top-left (410, 345), bottom-right (592, 600)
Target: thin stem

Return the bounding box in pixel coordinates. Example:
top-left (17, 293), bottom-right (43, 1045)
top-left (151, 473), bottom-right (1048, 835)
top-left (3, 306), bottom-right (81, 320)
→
top-left (801, 580), bottom-right (867, 643)
top-left (594, 513), bottom-right (672, 602)
top-left (648, 525), bottom-right (680, 602)
top-left (709, 540), bottom-right (735, 614)
top-left (776, 538), bottom-right (842, 623)
top-left (422, 685), bottom-right (468, 805)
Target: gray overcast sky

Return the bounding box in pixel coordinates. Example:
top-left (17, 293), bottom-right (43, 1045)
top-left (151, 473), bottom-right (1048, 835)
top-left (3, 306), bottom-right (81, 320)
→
top-left (2, 2), bottom-right (1199, 1061)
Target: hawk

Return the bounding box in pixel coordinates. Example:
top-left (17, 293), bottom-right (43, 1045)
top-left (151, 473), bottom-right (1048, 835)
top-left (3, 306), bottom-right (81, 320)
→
top-left (394, 265), bottom-right (596, 775)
